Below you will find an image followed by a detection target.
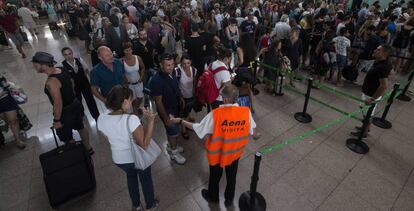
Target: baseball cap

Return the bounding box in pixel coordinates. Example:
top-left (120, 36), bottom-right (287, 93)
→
top-left (31, 52), bottom-right (57, 65)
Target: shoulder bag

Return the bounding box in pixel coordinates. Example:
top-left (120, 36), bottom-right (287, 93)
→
top-left (127, 115), bottom-right (161, 170)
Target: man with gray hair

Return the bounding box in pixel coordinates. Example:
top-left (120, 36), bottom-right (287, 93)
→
top-left (90, 46), bottom-right (126, 103)
top-left (170, 84), bottom-right (258, 207)
top-left (271, 14), bottom-right (291, 41)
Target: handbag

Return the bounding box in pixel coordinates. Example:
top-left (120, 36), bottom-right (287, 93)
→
top-left (17, 106), bottom-right (32, 131)
top-left (7, 82), bottom-right (27, 104)
top-left (127, 115), bottom-right (161, 170)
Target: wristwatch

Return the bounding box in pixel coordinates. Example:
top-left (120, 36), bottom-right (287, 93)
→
top-left (53, 119), bottom-right (60, 122)
top-left (179, 119), bottom-right (183, 124)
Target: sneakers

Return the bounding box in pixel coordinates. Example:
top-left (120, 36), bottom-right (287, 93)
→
top-left (132, 199), bottom-right (160, 211)
top-left (168, 148), bottom-right (186, 165)
top-left (147, 199), bottom-right (160, 210)
top-left (166, 144), bottom-right (184, 153)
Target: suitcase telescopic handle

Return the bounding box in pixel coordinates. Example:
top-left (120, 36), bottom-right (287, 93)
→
top-left (50, 126), bottom-right (60, 148)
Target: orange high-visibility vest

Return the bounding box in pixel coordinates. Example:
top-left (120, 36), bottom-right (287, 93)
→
top-left (205, 106), bottom-right (250, 167)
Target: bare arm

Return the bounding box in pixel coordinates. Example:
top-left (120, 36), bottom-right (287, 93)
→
top-left (153, 95), bottom-right (171, 125)
top-left (91, 86), bottom-right (106, 102)
top-left (132, 114), bottom-right (154, 149)
top-left (371, 78), bottom-right (388, 100)
top-left (138, 56), bottom-right (145, 82)
top-left (237, 47), bottom-right (244, 67)
top-left (46, 78), bottom-right (63, 121)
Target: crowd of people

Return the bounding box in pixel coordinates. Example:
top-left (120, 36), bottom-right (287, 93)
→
top-left (1, 0), bottom-right (414, 210)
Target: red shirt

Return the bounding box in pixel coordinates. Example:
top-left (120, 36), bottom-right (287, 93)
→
top-left (260, 35), bottom-right (270, 48)
top-left (0, 15), bottom-right (18, 33)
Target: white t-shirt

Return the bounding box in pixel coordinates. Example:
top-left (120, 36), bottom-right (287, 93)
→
top-left (97, 114), bottom-right (141, 164)
top-left (333, 36), bottom-right (351, 56)
top-left (18, 7), bottom-right (35, 23)
top-left (212, 60), bottom-right (231, 101)
top-left (193, 103), bottom-right (256, 138)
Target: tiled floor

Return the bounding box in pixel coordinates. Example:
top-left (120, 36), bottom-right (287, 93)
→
top-left (1, 24), bottom-right (414, 211)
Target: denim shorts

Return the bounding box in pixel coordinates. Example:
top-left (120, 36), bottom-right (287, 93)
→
top-left (164, 122), bottom-right (180, 137)
top-left (336, 54), bottom-right (347, 69)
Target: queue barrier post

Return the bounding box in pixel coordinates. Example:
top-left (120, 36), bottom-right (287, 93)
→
top-left (397, 70), bottom-right (414, 102)
top-left (346, 103), bottom-right (376, 154)
top-left (294, 78), bottom-right (313, 123)
top-left (239, 152), bottom-right (266, 211)
top-left (372, 83), bottom-right (400, 129)
top-left (252, 61), bottom-right (260, 95)
top-left (275, 75), bottom-right (284, 96)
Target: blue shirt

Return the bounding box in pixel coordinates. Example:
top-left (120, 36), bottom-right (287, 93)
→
top-left (151, 71), bottom-right (181, 117)
top-left (90, 59), bottom-right (124, 97)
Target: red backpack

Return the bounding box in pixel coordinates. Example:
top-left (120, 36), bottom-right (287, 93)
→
top-left (195, 65), bottom-right (228, 104)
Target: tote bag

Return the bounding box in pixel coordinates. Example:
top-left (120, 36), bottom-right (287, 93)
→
top-left (127, 115), bottom-right (161, 170)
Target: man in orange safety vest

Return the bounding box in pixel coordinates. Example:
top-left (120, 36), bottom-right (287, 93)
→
top-left (170, 84), bottom-right (258, 207)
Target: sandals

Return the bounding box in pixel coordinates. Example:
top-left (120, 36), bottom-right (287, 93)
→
top-left (88, 148), bottom-right (95, 155)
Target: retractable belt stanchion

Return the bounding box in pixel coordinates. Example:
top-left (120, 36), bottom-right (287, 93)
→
top-left (294, 78), bottom-right (313, 123)
top-left (251, 61), bottom-right (260, 95)
top-left (275, 74), bottom-right (284, 96)
top-left (397, 70), bottom-right (414, 102)
top-left (239, 152), bottom-right (266, 211)
top-left (346, 103), bottom-right (376, 154)
top-left (372, 83), bottom-right (400, 129)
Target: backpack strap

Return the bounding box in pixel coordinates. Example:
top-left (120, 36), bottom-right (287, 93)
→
top-left (211, 65), bottom-right (228, 74)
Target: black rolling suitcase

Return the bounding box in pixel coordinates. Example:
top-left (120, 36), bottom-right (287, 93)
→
top-left (48, 22), bottom-right (59, 31)
top-left (39, 127), bottom-right (96, 208)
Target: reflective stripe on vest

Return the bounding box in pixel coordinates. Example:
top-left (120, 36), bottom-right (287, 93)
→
top-left (205, 106), bottom-right (250, 167)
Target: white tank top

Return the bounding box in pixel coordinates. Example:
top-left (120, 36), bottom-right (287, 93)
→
top-left (123, 55), bottom-right (140, 83)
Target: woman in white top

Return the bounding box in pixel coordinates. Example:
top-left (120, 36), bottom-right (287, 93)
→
top-left (122, 15), bottom-right (138, 40)
top-left (122, 42), bottom-right (145, 114)
top-left (174, 55), bottom-right (197, 139)
top-left (97, 85), bottom-right (159, 211)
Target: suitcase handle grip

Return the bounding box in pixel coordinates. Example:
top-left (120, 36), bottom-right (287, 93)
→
top-left (50, 126), bottom-right (60, 148)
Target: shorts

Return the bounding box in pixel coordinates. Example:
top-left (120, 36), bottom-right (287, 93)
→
top-left (357, 59), bottom-right (375, 72)
top-left (8, 32), bottom-right (24, 47)
top-left (182, 98), bottom-right (194, 117)
top-left (236, 95), bottom-right (251, 108)
top-left (24, 21), bottom-right (36, 30)
top-left (361, 93), bottom-right (382, 115)
top-left (164, 122), bottom-right (180, 137)
top-left (336, 54), bottom-right (347, 69)
top-left (0, 95), bottom-right (18, 113)
top-left (56, 100), bottom-right (85, 142)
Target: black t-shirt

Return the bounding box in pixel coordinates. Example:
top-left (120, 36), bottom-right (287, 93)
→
top-left (200, 31), bottom-right (215, 57)
top-left (185, 35), bottom-right (205, 64)
top-left (132, 39), bottom-right (154, 69)
top-left (362, 60), bottom-right (392, 97)
top-left (360, 35), bottom-right (383, 60)
top-left (240, 20), bottom-right (256, 34)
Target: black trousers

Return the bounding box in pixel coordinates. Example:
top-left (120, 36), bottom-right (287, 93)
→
top-left (75, 79), bottom-right (100, 120)
top-left (208, 159), bottom-right (239, 201)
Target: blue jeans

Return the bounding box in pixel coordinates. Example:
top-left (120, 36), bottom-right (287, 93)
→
top-left (116, 163), bottom-right (155, 209)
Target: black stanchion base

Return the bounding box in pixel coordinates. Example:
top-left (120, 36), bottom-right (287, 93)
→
top-left (346, 138), bottom-right (370, 154)
top-left (397, 94), bottom-right (412, 102)
top-left (294, 112), bottom-right (312, 123)
top-left (274, 92), bottom-right (284, 96)
top-left (239, 191), bottom-right (266, 211)
top-left (372, 117), bottom-right (392, 129)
